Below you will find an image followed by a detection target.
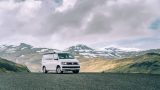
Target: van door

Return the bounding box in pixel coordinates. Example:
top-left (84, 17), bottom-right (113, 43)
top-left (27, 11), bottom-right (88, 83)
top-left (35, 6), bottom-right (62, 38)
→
top-left (53, 54), bottom-right (59, 70)
top-left (45, 54), bottom-right (55, 70)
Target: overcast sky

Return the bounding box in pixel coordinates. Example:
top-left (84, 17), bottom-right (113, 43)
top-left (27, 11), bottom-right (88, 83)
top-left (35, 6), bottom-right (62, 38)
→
top-left (0, 0), bottom-right (160, 50)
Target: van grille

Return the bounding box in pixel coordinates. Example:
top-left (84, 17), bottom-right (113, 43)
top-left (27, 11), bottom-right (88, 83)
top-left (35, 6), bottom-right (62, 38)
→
top-left (67, 62), bottom-right (78, 65)
top-left (62, 66), bottom-right (80, 68)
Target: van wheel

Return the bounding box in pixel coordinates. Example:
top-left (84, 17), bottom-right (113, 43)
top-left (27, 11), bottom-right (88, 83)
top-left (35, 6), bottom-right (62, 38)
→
top-left (56, 66), bottom-right (63, 74)
top-left (73, 70), bottom-right (79, 74)
top-left (42, 67), bottom-right (48, 74)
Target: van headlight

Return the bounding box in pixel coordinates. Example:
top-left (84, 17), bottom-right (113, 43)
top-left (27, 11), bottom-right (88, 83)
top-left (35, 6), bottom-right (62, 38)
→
top-left (61, 62), bottom-right (67, 65)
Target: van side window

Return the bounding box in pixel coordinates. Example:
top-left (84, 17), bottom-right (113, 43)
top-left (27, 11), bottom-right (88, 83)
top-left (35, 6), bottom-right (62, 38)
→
top-left (44, 54), bottom-right (53, 60)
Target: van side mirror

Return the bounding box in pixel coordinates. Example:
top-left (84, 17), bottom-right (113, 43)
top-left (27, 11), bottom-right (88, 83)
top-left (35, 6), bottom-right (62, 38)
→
top-left (54, 54), bottom-right (59, 60)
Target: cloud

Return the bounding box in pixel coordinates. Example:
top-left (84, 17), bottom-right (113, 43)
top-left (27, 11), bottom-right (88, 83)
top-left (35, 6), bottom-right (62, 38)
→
top-left (0, 0), bottom-right (160, 49)
top-left (84, 13), bottom-right (112, 34)
top-left (55, 0), bottom-right (76, 12)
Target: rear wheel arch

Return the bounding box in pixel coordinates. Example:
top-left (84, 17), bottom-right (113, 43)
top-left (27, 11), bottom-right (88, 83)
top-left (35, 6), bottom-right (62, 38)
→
top-left (42, 66), bottom-right (48, 73)
top-left (42, 66), bottom-right (45, 68)
top-left (42, 66), bottom-right (46, 70)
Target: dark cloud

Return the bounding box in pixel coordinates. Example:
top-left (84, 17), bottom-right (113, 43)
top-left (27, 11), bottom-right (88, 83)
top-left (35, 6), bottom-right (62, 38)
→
top-left (84, 13), bottom-right (112, 34)
top-left (41, 0), bottom-right (107, 35)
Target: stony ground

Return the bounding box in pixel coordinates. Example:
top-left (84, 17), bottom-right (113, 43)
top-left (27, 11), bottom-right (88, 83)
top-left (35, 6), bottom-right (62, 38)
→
top-left (0, 73), bottom-right (160, 90)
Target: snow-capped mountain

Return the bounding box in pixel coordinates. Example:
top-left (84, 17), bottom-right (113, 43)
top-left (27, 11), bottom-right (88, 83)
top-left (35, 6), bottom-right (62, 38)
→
top-left (1, 43), bottom-right (159, 60)
top-left (65, 45), bottom-right (160, 58)
top-left (0, 43), bottom-right (160, 72)
top-left (0, 43), bottom-right (60, 72)
top-left (65, 45), bottom-right (140, 58)
top-left (65, 44), bottom-right (97, 58)
top-left (0, 43), bottom-right (61, 62)
top-left (0, 43), bottom-right (59, 54)
top-left (103, 47), bottom-right (124, 57)
top-left (65, 44), bottom-right (94, 53)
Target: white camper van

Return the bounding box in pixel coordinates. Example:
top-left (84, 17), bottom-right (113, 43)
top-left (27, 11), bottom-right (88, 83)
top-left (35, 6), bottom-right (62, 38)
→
top-left (42, 52), bottom-right (80, 74)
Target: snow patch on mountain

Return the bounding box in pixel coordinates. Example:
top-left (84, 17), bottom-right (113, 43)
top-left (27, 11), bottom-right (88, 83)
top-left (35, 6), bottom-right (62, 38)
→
top-left (21, 47), bottom-right (27, 50)
top-left (5, 48), bottom-right (16, 53)
top-left (36, 49), bottom-right (49, 53)
top-left (20, 55), bottom-right (25, 58)
top-left (65, 44), bottom-right (142, 58)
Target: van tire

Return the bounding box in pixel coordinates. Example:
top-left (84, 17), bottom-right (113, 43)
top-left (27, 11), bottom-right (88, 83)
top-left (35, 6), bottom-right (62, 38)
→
top-left (56, 66), bottom-right (63, 74)
top-left (42, 66), bottom-right (48, 74)
top-left (73, 70), bottom-right (79, 74)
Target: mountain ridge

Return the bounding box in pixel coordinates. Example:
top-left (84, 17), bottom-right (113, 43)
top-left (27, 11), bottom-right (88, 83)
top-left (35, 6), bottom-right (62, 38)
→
top-left (0, 43), bottom-right (160, 72)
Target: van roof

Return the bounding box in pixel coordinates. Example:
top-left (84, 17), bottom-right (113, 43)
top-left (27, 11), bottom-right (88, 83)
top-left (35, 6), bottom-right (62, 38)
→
top-left (43, 52), bottom-right (56, 55)
top-left (43, 52), bottom-right (70, 55)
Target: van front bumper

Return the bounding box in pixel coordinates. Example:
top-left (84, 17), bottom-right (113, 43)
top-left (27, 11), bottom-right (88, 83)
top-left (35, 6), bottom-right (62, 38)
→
top-left (61, 66), bottom-right (80, 71)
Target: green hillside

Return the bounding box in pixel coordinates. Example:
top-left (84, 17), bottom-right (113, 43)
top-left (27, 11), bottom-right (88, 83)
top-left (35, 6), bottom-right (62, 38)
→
top-left (0, 57), bottom-right (30, 73)
top-left (107, 53), bottom-right (160, 74)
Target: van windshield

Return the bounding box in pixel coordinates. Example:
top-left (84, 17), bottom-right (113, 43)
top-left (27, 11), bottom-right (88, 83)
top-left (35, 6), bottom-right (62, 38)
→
top-left (58, 53), bottom-right (75, 59)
